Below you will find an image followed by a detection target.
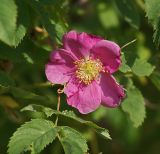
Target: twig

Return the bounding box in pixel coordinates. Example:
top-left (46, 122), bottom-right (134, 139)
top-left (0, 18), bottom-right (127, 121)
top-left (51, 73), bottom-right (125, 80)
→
top-left (55, 88), bottom-right (64, 126)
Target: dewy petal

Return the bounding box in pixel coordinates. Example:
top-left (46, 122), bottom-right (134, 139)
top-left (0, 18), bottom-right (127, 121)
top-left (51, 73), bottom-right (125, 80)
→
top-left (45, 49), bottom-right (75, 84)
top-left (63, 30), bottom-right (102, 59)
top-left (64, 79), bottom-right (101, 114)
top-left (91, 40), bottom-right (121, 73)
top-left (100, 73), bottom-right (125, 107)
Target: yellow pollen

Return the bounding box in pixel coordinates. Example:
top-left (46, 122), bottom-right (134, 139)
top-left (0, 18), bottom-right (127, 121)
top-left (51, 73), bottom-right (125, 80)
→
top-left (74, 57), bottom-right (103, 84)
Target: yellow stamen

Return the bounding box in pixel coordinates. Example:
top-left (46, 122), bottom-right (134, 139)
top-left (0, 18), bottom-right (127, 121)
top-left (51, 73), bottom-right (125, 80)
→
top-left (74, 57), bottom-right (103, 84)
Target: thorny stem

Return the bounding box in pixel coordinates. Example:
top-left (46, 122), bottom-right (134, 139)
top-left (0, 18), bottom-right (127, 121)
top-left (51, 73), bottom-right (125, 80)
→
top-left (121, 39), bottom-right (137, 50)
top-left (55, 88), bottom-right (64, 126)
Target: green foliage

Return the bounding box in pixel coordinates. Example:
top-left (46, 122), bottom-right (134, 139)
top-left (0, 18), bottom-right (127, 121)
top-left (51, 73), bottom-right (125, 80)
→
top-left (8, 118), bottom-right (88, 154)
top-left (8, 119), bottom-right (59, 154)
top-left (98, 2), bottom-right (119, 29)
top-left (132, 58), bottom-right (155, 76)
top-left (120, 55), bottom-right (154, 76)
top-left (21, 104), bottom-right (111, 139)
top-left (0, 0), bottom-right (30, 46)
top-left (0, 71), bottom-right (15, 87)
top-left (114, 0), bottom-right (140, 29)
top-left (150, 72), bottom-right (160, 91)
top-left (145, 0), bottom-right (160, 47)
top-left (119, 53), bottom-right (131, 73)
top-left (0, 0), bottom-right (17, 46)
top-left (59, 126), bottom-right (88, 154)
top-left (14, 0), bottom-right (30, 46)
top-left (28, 0), bottom-right (67, 43)
top-left (0, 0), bottom-right (159, 153)
top-left (122, 83), bottom-right (146, 127)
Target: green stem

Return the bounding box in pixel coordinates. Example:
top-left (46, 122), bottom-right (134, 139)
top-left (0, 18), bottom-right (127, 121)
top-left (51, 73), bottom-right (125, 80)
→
top-left (121, 39), bottom-right (137, 50)
top-left (55, 89), bottom-right (63, 126)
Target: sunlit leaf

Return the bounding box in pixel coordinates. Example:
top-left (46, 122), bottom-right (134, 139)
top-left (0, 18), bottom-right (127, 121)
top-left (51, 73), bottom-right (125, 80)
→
top-left (132, 58), bottom-right (155, 76)
top-left (98, 3), bottom-right (119, 29)
top-left (8, 119), bottom-right (59, 154)
top-left (0, 0), bottom-right (17, 45)
top-left (21, 104), bottom-right (111, 139)
top-left (122, 86), bottom-right (146, 127)
top-left (59, 126), bottom-right (88, 154)
top-left (119, 53), bottom-right (131, 73)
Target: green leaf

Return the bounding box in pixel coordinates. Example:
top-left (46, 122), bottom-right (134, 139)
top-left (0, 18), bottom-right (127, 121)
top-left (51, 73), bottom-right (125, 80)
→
top-left (119, 53), bottom-right (131, 73)
top-left (28, 0), bottom-right (56, 42)
top-left (8, 119), bottom-right (59, 154)
top-left (60, 110), bottom-right (111, 139)
top-left (145, 0), bottom-right (160, 47)
top-left (98, 3), bottom-right (119, 29)
top-left (10, 87), bottom-right (52, 103)
top-left (0, 71), bottom-right (15, 87)
top-left (28, 0), bottom-right (67, 44)
top-left (21, 104), bottom-right (111, 139)
top-left (14, 0), bottom-right (30, 46)
top-left (59, 126), bottom-right (88, 154)
top-left (153, 17), bottom-right (160, 47)
top-left (21, 104), bottom-right (54, 117)
top-left (122, 86), bottom-right (146, 127)
top-left (132, 58), bottom-right (155, 76)
top-left (145, 0), bottom-right (160, 23)
top-left (150, 71), bottom-right (160, 91)
top-left (0, 0), bottom-right (17, 45)
top-left (114, 0), bottom-right (140, 29)
top-left (0, 86), bottom-right (52, 104)
top-left (0, 40), bottom-right (49, 64)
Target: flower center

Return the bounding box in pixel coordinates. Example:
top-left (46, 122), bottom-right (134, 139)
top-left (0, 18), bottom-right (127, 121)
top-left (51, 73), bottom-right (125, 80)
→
top-left (74, 57), bottom-right (103, 84)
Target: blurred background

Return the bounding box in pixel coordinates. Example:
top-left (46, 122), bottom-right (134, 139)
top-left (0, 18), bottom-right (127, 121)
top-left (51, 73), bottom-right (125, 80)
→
top-left (0, 0), bottom-right (160, 154)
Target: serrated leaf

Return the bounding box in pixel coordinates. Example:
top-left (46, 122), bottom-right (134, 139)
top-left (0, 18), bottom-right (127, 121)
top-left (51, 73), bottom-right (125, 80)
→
top-left (0, 0), bottom-right (17, 45)
top-left (122, 87), bottom-right (146, 127)
top-left (8, 119), bottom-right (59, 154)
top-left (60, 111), bottom-right (111, 139)
top-left (13, 0), bottom-right (30, 46)
top-left (153, 17), bottom-right (160, 47)
top-left (21, 104), bottom-right (54, 117)
top-left (21, 104), bottom-right (111, 139)
top-left (59, 126), bottom-right (88, 154)
top-left (114, 0), bottom-right (140, 29)
top-left (132, 58), bottom-right (155, 76)
top-left (150, 71), bottom-right (160, 91)
top-left (119, 53), bottom-right (131, 73)
top-left (145, 0), bottom-right (160, 47)
top-left (145, 0), bottom-right (160, 23)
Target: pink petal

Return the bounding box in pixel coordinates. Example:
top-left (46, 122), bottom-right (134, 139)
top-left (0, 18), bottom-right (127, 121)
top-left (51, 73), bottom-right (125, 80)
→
top-left (91, 40), bottom-right (121, 73)
top-left (45, 49), bottom-right (75, 84)
top-left (63, 30), bottom-right (102, 59)
top-left (64, 79), bottom-right (101, 114)
top-left (100, 73), bottom-right (125, 107)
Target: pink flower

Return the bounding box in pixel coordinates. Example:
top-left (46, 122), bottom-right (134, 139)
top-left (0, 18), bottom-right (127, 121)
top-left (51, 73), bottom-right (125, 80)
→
top-left (45, 31), bottom-right (125, 114)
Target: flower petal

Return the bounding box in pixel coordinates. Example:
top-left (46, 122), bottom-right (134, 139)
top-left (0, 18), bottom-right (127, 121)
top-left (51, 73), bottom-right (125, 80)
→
top-left (45, 49), bottom-right (75, 84)
top-left (64, 79), bottom-right (101, 114)
top-left (63, 30), bottom-right (102, 59)
top-left (100, 73), bottom-right (125, 107)
top-left (91, 40), bottom-right (121, 73)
